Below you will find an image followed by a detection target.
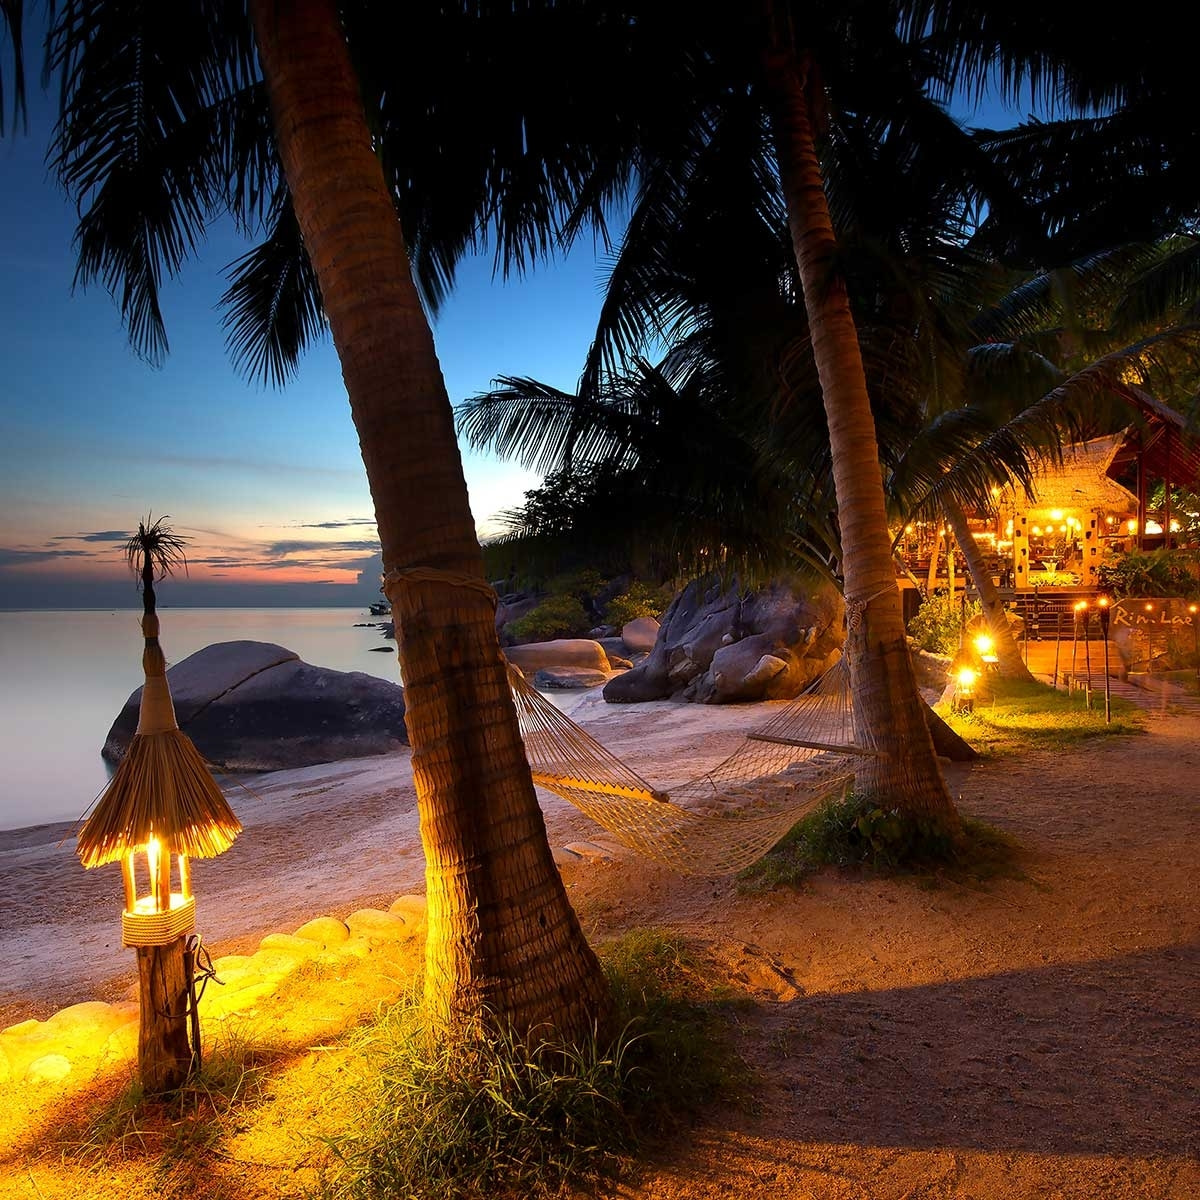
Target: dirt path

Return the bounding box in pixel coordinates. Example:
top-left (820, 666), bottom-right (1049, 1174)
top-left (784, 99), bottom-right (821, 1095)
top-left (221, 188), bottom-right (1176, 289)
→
top-left (1, 698), bottom-right (1197, 1198)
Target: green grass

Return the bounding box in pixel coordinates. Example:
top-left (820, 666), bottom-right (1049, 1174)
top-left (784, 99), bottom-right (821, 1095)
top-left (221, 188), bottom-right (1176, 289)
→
top-left (58, 1024), bottom-right (279, 1164)
top-left (941, 676), bottom-right (1143, 754)
top-left (316, 931), bottom-right (738, 1200)
top-left (739, 790), bottom-right (1024, 892)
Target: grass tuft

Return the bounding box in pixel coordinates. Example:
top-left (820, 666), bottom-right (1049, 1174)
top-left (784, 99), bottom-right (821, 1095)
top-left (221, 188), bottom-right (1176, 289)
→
top-left (58, 1025), bottom-right (279, 1164)
top-left (740, 791), bottom-right (1024, 891)
top-left (316, 931), bottom-right (734, 1200)
top-left (940, 677), bottom-right (1143, 754)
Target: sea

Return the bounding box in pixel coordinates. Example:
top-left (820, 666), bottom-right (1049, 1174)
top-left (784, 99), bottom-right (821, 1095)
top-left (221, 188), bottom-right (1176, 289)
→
top-left (0, 607), bottom-right (409, 833)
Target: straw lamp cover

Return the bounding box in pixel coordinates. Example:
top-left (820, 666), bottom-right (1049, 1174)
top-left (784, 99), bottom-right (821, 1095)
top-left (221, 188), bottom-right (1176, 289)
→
top-left (77, 519), bottom-right (241, 868)
top-left (77, 621), bottom-right (242, 868)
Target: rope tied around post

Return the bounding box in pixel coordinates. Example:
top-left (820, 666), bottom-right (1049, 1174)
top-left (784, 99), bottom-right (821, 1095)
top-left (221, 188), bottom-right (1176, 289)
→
top-left (382, 566), bottom-right (499, 611)
top-left (844, 584), bottom-right (896, 633)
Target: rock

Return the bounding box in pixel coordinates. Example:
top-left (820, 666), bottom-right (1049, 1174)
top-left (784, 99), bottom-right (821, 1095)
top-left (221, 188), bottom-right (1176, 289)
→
top-left (26, 1054), bottom-right (72, 1084)
top-left (45, 1001), bottom-right (133, 1041)
top-left (505, 639), bottom-right (611, 675)
top-left (259, 932), bottom-right (322, 958)
top-left (388, 894), bottom-right (427, 922)
top-left (103, 640), bottom-right (407, 769)
top-left (621, 617), bottom-right (661, 653)
top-left (293, 916), bottom-right (351, 948)
top-left (532, 667), bottom-right (611, 690)
top-left (606, 654), bottom-right (633, 671)
top-left (495, 592), bottom-right (542, 640)
top-left (604, 577), bottom-right (843, 704)
top-left (563, 841), bottom-right (615, 861)
top-left (552, 845), bottom-right (583, 867)
top-left (346, 908), bottom-right (409, 941)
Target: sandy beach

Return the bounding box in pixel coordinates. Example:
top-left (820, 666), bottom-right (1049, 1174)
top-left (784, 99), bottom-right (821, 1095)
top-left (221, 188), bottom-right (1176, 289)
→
top-left (1, 687), bottom-right (1197, 1198)
top-left (0, 690), bottom-right (769, 1024)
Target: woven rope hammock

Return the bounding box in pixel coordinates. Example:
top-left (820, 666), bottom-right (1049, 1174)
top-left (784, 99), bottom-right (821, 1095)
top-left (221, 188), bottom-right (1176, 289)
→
top-left (382, 565), bottom-right (880, 876)
top-left (509, 657), bottom-right (881, 876)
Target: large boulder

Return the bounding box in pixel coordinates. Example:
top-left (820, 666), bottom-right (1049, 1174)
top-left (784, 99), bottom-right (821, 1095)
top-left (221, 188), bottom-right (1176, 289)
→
top-left (603, 577), bottom-right (844, 704)
top-left (103, 640), bottom-right (407, 770)
top-left (504, 639), bottom-right (611, 675)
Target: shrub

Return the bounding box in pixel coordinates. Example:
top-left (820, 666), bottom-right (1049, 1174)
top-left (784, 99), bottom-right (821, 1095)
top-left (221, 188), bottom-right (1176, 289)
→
top-left (318, 932), bottom-right (733, 1200)
top-left (907, 591), bottom-right (981, 654)
top-left (1096, 549), bottom-right (1200, 598)
top-left (507, 594), bottom-right (591, 641)
top-left (604, 581), bottom-right (670, 629)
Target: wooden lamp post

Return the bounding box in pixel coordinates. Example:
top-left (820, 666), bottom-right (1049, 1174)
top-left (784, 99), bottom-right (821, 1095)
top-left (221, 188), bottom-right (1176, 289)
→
top-left (76, 517), bottom-right (241, 1093)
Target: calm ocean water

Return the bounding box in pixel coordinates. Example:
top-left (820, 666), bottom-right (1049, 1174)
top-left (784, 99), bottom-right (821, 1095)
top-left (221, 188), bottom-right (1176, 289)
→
top-left (0, 608), bottom-right (403, 832)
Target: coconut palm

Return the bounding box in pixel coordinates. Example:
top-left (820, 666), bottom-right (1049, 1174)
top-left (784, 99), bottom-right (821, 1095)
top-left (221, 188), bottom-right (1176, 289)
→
top-left (44, 0), bottom-right (664, 1041)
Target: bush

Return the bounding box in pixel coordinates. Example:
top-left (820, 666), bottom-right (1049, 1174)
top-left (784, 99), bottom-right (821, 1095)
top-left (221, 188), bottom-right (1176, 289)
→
top-left (507, 594), bottom-right (591, 641)
top-left (604, 582), bottom-right (670, 629)
top-left (1096, 549), bottom-right (1200, 598)
top-left (318, 932), bottom-right (733, 1200)
top-left (907, 591), bottom-right (981, 654)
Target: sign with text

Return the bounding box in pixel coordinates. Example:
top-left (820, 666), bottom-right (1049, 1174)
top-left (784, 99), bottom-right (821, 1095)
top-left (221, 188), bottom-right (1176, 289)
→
top-left (1110, 598), bottom-right (1198, 629)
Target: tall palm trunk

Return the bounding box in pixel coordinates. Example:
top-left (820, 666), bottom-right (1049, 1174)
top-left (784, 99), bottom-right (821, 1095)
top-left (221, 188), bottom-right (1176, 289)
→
top-left (763, 41), bottom-right (957, 825)
top-left (943, 497), bottom-right (1032, 680)
top-left (250, 0), bottom-right (610, 1040)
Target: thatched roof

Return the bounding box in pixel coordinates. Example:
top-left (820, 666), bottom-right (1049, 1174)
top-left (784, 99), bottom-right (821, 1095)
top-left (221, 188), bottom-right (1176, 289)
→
top-left (76, 625), bottom-right (241, 868)
top-left (76, 728), bottom-right (242, 867)
top-left (1006, 433), bottom-right (1138, 515)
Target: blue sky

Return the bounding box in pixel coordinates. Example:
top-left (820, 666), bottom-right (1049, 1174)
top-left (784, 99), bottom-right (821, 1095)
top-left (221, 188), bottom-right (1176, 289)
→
top-left (0, 22), bottom-right (1031, 609)
top-left (0, 65), bottom-right (613, 608)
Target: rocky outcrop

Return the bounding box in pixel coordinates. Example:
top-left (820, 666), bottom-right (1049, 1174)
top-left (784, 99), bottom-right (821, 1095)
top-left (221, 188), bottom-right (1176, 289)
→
top-left (620, 617), bottom-right (660, 653)
top-left (603, 577), bottom-right (844, 704)
top-left (103, 640), bottom-right (407, 771)
top-left (504, 639), bottom-right (612, 675)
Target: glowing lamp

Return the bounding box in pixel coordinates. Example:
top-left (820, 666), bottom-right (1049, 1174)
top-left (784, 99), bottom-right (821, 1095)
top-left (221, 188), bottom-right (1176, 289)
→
top-left (1128, 520), bottom-right (1137, 532)
top-left (952, 666), bottom-right (978, 713)
top-left (1097, 595), bottom-right (1111, 635)
top-left (119, 834), bottom-right (198, 947)
top-left (1050, 509), bottom-right (1063, 521)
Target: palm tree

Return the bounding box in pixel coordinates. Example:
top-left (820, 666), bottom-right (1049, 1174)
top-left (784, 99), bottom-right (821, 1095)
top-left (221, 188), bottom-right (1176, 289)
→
top-left (46, 0), bottom-right (627, 1041)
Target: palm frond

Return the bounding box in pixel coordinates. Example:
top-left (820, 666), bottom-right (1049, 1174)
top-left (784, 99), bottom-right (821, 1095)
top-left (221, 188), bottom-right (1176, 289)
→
top-left (220, 186), bottom-right (325, 387)
top-left (1113, 237), bottom-right (1200, 335)
top-left (124, 513), bottom-right (189, 585)
top-left (1, 0), bottom-right (26, 134)
top-left (49, 0), bottom-right (259, 362)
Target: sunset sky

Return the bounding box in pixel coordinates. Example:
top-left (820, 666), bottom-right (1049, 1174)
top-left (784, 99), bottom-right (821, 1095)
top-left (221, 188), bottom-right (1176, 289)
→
top-left (0, 27), bottom-right (1025, 611)
top-left (0, 66), bottom-right (608, 609)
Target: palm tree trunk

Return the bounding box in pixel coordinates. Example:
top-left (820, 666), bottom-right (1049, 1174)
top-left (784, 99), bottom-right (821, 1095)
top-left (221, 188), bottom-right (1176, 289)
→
top-left (250, 0), bottom-right (610, 1040)
top-left (763, 40), bottom-right (957, 825)
top-left (943, 497), bottom-right (1032, 681)
top-left (926, 531), bottom-right (941, 596)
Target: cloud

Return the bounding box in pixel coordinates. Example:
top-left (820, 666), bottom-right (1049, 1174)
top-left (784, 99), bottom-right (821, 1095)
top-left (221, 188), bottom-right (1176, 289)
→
top-left (52, 530), bottom-right (133, 544)
top-left (264, 538), bottom-right (380, 557)
top-left (0, 546), bottom-right (92, 566)
top-left (294, 518), bottom-right (378, 530)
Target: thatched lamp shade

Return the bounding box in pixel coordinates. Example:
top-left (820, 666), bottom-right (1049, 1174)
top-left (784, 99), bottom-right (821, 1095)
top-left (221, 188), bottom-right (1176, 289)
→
top-left (77, 613), bottom-right (242, 947)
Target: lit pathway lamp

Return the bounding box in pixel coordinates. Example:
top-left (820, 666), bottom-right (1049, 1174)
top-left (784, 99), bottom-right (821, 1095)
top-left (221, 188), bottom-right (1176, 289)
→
top-left (951, 663), bottom-right (978, 714)
top-left (1097, 595), bottom-right (1112, 724)
top-left (76, 517), bottom-right (241, 1094)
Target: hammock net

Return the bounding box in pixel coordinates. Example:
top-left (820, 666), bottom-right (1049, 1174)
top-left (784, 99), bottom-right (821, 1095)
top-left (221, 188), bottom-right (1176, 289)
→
top-left (509, 658), bottom-right (879, 875)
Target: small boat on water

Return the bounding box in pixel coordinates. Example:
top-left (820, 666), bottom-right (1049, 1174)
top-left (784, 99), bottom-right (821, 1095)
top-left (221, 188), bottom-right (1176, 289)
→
top-left (368, 600), bottom-right (391, 616)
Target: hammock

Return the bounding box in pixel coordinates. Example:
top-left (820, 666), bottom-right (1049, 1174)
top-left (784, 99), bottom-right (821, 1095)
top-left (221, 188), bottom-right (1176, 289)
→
top-left (509, 658), bottom-right (881, 876)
